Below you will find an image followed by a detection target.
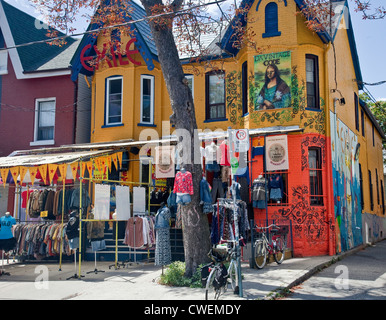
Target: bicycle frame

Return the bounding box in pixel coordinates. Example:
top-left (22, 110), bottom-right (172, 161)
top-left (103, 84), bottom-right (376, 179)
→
top-left (253, 224), bottom-right (287, 269)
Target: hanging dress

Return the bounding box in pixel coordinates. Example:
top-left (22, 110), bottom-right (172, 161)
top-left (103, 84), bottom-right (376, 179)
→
top-left (154, 207), bottom-right (172, 266)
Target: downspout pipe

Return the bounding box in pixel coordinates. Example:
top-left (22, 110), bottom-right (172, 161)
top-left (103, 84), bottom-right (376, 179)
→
top-left (324, 42), bottom-right (337, 256)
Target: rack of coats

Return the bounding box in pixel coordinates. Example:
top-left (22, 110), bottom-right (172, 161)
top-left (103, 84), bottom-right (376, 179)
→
top-left (13, 222), bottom-right (72, 260)
top-left (210, 199), bottom-right (250, 245)
top-left (123, 215), bottom-right (156, 249)
top-left (25, 187), bottom-right (91, 220)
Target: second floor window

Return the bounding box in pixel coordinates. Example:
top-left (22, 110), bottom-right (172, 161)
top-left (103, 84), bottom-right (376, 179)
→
top-left (306, 54), bottom-right (320, 109)
top-left (206, 71), bottom-right (225, 120)
top-left (106, 76), bottom-right (123, 125)
top-left (263, 2), bottom-right (281, 38)
top-left (309, 147), bottom-right (324, 205)
top-left (140, 75), bottom-right (154, 124)
top-left (35, 98), bottom-right (55, 142)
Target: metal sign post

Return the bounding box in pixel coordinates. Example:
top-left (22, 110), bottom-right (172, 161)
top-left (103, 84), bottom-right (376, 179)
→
top-left (227, 128), bottom-right (249, 298)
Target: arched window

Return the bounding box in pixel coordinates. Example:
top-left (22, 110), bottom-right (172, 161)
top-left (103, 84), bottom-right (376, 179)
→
top-left (263, 2), bottom-right (281, 38)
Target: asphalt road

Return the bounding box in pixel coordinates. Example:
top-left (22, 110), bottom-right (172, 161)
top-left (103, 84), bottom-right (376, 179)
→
top-left (284, 239), bottom-right (386, 300)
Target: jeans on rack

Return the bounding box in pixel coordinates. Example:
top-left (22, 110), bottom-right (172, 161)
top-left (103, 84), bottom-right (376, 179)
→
top-left (211, 178), bottom-right (224, 203)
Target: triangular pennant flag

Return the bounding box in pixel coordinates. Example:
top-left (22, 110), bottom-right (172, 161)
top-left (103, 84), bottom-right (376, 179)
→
top-left (117, 152), bottom-right (123, 168)
top-left (58, 163), bottom-right (67, 179)
top-left (10, 166), bottom-right (19, 185)
top-left (94, 157), bottom-right (102, 174)
top-left (48, 164), bottom-right (58, 184)
top-left (111, 153), bottom-right (118, 170)
top-left (70, 162), bottom-right (78, 181)
top-left (0, 168), bottom-right (9, 187)
top-left (28, 166), bottom-right (38, 185)
top-left (38, 165), bottom-right (48, 184)
top-left (106, 155), bottom-right (112, 173)
top-left (99, 156), bottom-right (107, 174)
top-left (19, 166), bottom-right (28, 185)
top-left (80, 162), bottom-right (87, 178)
top-left (86, 161), bottom-right (93, 177)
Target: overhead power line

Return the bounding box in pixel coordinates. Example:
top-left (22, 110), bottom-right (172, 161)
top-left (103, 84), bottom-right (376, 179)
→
top-left (0, 0), bottom-right (228, 52)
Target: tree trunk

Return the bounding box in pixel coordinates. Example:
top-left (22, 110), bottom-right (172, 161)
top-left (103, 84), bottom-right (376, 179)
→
top-left (140, 0), bottom-right (211, 277)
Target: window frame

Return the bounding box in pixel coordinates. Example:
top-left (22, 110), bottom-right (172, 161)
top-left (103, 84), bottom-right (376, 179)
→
top-left (140, 74), bottom-right (155, 125)
top-left (265, 171), bottom-right (289, 206)
top-left (205, 70), bottom-right (226, 121)
top-left (369, 170), bottom-right (374, 211)
top-left (105, 75), bottom-right (123, 126)
top-left (354, 92), bottom-right (359, 131)
top-left (185, 74), bottom-right (194, 101)
top-left (242, 61), bottom-right (248, 115)
top-left (262, 2), bottom-right (281, 38)
top-left (30, 97), bottom-right (56, 146)
top-left (305, 54), bottom-right (320, 110)
top-left (308, 147), bottom-right (324, 206)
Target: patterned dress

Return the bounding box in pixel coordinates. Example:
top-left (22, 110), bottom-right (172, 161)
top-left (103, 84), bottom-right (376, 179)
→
top-left (155, 208), bottom-right (172, 266)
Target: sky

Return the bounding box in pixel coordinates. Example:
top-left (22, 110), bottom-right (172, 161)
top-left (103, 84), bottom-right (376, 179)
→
top-left (5, 0), bottom-right (386, 100)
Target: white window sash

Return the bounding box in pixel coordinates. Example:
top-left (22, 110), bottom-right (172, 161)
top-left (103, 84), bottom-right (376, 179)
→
top-left (106, 76), bottom-right (123, 125)
top-left (140, 75), bottom-right (154, 124)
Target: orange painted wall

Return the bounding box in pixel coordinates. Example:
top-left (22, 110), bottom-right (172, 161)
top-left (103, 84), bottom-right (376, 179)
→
top-left (250, 133), bottom-right (332, 257)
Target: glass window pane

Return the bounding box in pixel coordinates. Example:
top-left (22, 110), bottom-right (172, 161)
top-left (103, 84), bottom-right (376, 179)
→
top-left (38, 100), bottom-right (55, 140)
top-left (142, 77), bottom-right (152, 123)
top-left (209, 74), bottom-right (224, 104)
top-left (108, 78), bottom-right (122, 123)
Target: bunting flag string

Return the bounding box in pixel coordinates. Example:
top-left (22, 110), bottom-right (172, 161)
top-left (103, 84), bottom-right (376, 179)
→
top-left (0, 151), bottom-right (123, 185)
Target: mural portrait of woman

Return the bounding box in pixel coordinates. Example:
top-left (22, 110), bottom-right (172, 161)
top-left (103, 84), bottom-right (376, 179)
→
top-left (254, 51), bottom-right (292, 110)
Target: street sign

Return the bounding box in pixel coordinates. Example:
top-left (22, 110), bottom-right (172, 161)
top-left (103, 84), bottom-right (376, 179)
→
top-left (232, 129), bottom-right (249, 152)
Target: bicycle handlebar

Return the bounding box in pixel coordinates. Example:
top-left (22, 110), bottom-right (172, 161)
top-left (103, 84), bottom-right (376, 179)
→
top-left (254, 223), bottom-right (279, 230)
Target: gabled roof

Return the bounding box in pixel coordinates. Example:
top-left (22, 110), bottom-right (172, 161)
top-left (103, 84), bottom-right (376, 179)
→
top-left (71, 0), bottom-right (363, 89)
top-left (0, 0), bottom-right (77, 78)
top-left (70, 0), bottom-right (158, 81)
top-left (220, 0), bottom-right (362, 89)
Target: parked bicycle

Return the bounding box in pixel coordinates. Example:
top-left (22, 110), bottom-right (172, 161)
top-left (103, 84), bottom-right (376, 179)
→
top-left (253, 224), bottom-right (288, 269)
top-left (201, 240), bottom-right (240, 300)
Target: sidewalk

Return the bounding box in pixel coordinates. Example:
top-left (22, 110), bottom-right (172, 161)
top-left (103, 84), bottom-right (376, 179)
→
top-left (0, 244), bottom-right (365, 300)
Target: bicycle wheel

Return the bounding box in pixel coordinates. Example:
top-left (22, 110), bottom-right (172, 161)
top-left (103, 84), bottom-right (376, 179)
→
top-left (227, 260), bottom-right (239, 294)
top-left (254, 240), bottom-right (267, 269)
top-left (205, 268), bottom-right (221, 300)
top-left (273, 237), bottom-right (285, 264)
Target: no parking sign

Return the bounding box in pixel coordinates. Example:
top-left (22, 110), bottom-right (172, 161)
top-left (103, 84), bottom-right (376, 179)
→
top-left (232, 129), bottom-right (249, 152)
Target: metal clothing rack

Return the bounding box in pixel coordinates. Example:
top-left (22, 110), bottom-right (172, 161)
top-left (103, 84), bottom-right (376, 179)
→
top-left (78, 158), bottom-right (154, 275)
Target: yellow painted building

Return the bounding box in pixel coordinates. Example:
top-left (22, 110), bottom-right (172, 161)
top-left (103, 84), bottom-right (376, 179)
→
top-left (70, 0), bottom-right (385, 256)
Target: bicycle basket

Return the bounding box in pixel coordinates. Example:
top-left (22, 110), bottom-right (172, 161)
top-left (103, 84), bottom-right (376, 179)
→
top-left (210, 245), bottom-right (228, 262)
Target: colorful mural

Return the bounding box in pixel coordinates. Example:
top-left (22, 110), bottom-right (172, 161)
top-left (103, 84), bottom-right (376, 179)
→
top-left (330, 111), bottom-right (363, 252)
top-left (254, 51), bottom-right (291, 110)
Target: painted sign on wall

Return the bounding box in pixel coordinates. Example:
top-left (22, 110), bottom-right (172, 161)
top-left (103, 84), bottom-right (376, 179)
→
top-left (80, 38), bottom-right (142, 72)
top-left (254, 51), bottom-right (291, 110)
top-left (265, 135), bottom-right (289, 171)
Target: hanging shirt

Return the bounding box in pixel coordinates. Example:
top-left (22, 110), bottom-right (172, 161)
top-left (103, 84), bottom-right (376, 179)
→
top-left (219, 141), bottom-right (230, 166)
top-left (205, 144), bottom-right (221, 164)
top-left (173, 171), bottom-right (194, 195)
top-left (0, 215), bottom-right (16, 240)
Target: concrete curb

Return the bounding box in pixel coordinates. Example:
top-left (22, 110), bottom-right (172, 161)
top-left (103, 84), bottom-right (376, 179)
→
top-left (267, 244), bottom-right (368, 300)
